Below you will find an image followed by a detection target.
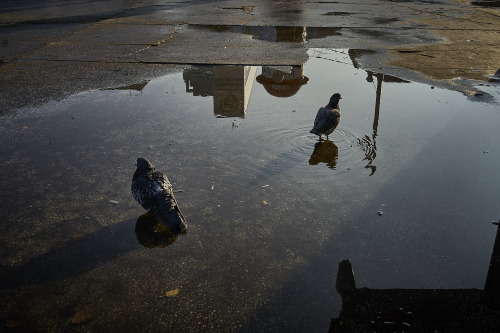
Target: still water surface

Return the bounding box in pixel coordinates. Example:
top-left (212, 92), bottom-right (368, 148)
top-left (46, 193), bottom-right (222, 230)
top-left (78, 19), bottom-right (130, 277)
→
top-left (1, 49), bottom-right (499, 331)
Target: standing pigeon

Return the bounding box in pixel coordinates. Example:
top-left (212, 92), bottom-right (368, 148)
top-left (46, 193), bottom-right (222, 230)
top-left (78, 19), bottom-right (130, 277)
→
top-left (310, 93), bottom-right (342, 141)
top-left (131, 157), bottom-right (187, 234)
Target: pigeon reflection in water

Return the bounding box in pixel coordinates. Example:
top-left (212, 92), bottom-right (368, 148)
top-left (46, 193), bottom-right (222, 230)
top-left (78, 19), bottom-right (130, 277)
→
top-left (310, 93), bottom-right (341, 141)
top-left (131, 157), bottom-right (187, 235)
top-left (135, 213), bottom-right (178, 248)
top-left (309, 140), bottom-right (339, 169)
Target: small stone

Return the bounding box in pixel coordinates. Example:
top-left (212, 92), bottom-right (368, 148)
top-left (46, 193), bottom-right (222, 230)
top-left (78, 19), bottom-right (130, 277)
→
top-left (377, 211), bottom-right (383, 216)
top-left (108, 200), bottom-right (119, 204)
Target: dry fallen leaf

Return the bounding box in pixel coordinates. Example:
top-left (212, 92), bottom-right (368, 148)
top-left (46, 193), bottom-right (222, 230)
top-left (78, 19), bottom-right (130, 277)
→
top-left (5, 320), bottom-right (21, 328)
top-left (71, 310), bottom-right (93, 324)
top-left (160, 288), bottom-right (179, 298)
top-left (262, 201), bottom-right (268, 205)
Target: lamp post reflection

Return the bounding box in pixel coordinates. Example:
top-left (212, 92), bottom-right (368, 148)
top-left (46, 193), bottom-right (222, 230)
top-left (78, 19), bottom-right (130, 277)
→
top-left (359, 71), bottom-right (410, 176)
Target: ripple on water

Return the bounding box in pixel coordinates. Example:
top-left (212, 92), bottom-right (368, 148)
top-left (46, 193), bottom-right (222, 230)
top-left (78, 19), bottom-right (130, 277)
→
top-left (244, 122), bottom-right (375, 181)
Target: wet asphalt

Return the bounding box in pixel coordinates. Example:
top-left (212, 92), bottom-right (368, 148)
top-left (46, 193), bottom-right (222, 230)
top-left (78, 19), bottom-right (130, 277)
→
top-left (1, 0), bottom-right (499, 113)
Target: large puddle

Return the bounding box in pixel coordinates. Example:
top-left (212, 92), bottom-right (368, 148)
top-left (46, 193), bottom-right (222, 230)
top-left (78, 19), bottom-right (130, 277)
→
top-left (1, 49), bottom-right (500, 331)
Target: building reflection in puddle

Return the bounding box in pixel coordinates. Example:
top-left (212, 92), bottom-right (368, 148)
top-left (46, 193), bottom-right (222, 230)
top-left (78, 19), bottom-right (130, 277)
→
top-left (184, 65), bottom-right (257, 118)
top-left (183, 64), bottom-right (309, 117)
top-left (257, 65), bottom-right (309, 98)
top-left (183, 49), bottom-right (414, 176)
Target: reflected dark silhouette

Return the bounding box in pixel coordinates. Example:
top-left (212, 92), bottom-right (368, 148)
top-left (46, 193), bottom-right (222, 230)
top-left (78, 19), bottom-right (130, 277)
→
top-left (183, 65), bottom-right (257, 118)
top-left (308, 140), bottom-right (339, 169)
top-left (360, 71), bottom-right (410, 176)
top-left (485, 220), bottom-right (500, 299)
top-left (330, 222), bottom-right (500, 332)
top-left (135, 213), bottom-right (179, 248)
top-left (256, 65), bottom-right (309, 98)
top-left (471, 1), bottom-right (500, 7)
top-left (191, 25), bottom-right (341, 43)
top-left (347, 50), bottom-right (410, 176)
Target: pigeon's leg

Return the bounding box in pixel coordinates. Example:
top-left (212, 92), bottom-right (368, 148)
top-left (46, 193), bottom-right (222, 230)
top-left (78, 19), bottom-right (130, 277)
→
top-left (319, 135), bottom-right (323, 141)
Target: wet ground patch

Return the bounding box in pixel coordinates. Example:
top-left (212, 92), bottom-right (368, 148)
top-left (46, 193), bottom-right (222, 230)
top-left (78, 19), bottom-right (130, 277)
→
top-left (1, 48), bottom-right (499, 331)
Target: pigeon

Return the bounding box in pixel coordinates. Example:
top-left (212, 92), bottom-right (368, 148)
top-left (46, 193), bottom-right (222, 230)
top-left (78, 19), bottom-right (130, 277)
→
top-left (131, 157), bottom-right (187, 234)
top-left (310, 93), bottom-right (342, 140)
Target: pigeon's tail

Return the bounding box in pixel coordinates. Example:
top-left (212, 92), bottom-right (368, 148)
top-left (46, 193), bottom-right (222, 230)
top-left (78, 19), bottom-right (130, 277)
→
top-left (310, 128), bottom-right (321, 136)
top-left (155, 208), bottom-right (187, 235)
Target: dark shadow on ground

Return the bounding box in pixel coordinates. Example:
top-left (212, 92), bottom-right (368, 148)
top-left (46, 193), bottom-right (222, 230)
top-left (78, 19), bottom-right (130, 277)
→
top-left (0, 217), bottom-right (138, 290)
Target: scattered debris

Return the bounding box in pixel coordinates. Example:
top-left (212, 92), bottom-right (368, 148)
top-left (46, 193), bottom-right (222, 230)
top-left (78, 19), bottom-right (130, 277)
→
top-left (377, 211), bottom-right (383, 216)
top-left (262, 201), bottom-right (268, 205)
top-left (108, 200), bottom-right (119, 205)
top-left (262, 184), bottom-right (269, 188)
